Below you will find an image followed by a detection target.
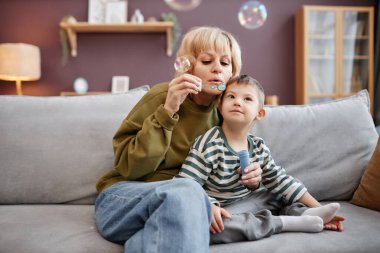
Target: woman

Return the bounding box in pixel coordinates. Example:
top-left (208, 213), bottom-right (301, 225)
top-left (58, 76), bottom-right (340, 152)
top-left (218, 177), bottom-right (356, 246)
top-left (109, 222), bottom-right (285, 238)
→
top-left (95, 26), bottom-right (262, 253)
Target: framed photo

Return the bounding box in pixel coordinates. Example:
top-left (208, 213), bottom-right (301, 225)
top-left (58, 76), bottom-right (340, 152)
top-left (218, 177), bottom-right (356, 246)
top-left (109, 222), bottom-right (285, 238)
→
top-left (105, 1), bottom-right (128, 24)
top-left (112, 76), bottom-right (129, 94)
top-left (88, 0), bottom-right (107, 23)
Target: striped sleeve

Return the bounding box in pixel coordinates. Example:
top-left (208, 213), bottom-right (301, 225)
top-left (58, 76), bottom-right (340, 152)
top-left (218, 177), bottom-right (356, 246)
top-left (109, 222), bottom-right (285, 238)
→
top-left (256, 138), bottom-right (307, 203)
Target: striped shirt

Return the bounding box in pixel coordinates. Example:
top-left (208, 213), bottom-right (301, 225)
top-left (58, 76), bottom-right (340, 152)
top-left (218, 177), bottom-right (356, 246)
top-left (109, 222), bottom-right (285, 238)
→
top-left (176, 126), bottom-right (307, 206)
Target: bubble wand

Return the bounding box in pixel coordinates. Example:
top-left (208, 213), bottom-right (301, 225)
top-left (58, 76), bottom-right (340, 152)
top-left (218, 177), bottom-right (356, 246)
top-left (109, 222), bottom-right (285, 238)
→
top-left (174, 56), bottom-right (226, 91)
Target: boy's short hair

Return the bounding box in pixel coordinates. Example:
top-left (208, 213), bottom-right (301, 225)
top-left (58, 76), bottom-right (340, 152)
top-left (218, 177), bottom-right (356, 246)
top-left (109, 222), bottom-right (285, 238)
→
top-left (226, 74), bottom-right (265, 108)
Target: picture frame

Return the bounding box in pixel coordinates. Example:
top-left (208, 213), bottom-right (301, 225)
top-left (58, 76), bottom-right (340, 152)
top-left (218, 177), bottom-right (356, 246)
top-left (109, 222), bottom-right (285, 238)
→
top-left (105, 1), bottom-right (128, 24)
top-left (88, 0), bottom-right (107, 23)
top-left (112, 76), bottom-right (129, 94)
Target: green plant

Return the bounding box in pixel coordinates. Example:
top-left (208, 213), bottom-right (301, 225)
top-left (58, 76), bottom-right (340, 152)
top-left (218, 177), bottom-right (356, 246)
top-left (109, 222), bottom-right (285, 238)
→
top-left (161, 12), bottom-right (181, 54)
top-left (59, 15), bottom-right (76, 66)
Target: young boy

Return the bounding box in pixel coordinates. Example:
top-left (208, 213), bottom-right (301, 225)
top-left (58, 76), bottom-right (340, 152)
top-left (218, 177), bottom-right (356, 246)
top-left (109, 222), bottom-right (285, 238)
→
top-left (175, 75), bottom-right (344, 243)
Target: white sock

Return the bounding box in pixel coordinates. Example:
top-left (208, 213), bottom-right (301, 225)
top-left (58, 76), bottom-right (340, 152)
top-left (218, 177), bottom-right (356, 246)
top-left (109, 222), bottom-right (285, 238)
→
top-left (302, 203), bottom-right (340, 223)
top-left (280, 215), bottom-right (323, 233)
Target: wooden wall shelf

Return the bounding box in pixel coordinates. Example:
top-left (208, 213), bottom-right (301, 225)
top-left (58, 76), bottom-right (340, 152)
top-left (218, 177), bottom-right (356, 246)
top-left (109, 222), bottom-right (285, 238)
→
top-left (59, 21), bottom-right (174, 57)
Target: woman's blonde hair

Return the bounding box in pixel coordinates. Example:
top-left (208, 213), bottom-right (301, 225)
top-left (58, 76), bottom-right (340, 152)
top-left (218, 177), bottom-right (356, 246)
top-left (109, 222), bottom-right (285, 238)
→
top-left (175, 26), bottom-right (242, 79)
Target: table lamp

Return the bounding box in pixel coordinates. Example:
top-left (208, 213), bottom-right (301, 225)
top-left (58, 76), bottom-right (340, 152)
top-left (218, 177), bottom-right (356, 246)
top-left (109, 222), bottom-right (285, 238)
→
top-left (0, 43), bottom-right (41, 95)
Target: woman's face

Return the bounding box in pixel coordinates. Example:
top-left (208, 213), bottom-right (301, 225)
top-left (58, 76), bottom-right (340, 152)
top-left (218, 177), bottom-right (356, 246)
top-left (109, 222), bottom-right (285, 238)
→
top-left (192, 50), bottom-right (233, 95)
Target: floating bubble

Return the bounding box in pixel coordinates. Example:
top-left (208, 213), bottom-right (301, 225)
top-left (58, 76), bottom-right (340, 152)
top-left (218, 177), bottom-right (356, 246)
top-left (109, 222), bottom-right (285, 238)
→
top-left (238, 1), bottom-right (267, 30)
top-left (174, 56), bottom-right (191, 73)
top-left (164, 0), bottom-right (202, 11)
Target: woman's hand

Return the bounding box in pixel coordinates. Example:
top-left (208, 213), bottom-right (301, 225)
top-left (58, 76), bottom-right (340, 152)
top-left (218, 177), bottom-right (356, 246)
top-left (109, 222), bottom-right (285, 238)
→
top-left (210, 204), bottom-right (231, 234)
top-left (239, 162), bottom-right (262, 189)
top-left (164, 73), bottom-right (202, 114)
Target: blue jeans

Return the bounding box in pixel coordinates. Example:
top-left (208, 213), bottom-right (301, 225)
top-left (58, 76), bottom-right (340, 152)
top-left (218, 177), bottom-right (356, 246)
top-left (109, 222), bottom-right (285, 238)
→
top-left (95, 178), bottom-right (212, 253)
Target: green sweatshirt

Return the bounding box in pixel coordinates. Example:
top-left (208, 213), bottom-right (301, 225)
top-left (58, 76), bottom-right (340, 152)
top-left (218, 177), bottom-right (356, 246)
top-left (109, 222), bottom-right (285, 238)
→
top-left (96, 82), bottom-right (220, 192)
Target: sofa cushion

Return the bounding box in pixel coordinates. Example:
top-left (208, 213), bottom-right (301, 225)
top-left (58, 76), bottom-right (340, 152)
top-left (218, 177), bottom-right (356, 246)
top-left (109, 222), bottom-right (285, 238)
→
top-left (351, 137), bottom-right (380, 211)
top-left (0, 85), bottom-right (149, 204)
top-left (250, 90), bottom-right (378, 201)
top-left (209, 202), bottom-right (380, 253)
top-left (1, 202), bottom-right (379, 253)
top-left (0, 205), bottom-right (123, 253)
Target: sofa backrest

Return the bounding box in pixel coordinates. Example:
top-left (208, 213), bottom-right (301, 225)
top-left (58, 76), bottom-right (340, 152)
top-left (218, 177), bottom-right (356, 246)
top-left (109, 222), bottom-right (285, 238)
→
top-left (0, 85), bottom-right (149, 204)
top-left (251, 90), bottom-right (378, 201)
top-left (0, 87), bottom-right (377, 204)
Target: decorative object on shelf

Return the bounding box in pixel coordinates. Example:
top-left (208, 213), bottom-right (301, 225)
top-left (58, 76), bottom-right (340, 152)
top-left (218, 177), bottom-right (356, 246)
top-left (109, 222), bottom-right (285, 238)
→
top-left (88, 0), bottom-right (107, 23)
top-left (0, 43), bottom-right (41, 95)
top-left (161, 12), bottom-right (181, 53)
top-left (105, 0), bottom-right (127, 24)
top-left (131, 9), bottom-right (144, 23)
top-left (112, 76), bottom-right (129, 94)
top-left (238, 0), bottom-right (267, 30)
top-left (59, 15), bottom-right (77, 66)
top-left (164, 0), bottom-right (202, 11)
top-left (73, 77), bottom-right (89, 94)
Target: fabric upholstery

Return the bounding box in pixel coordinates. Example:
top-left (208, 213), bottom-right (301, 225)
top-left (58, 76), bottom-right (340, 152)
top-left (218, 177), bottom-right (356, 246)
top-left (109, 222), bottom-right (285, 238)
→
top-left (1, 202), bottom-right (379, 253)
top-left (351, 137), bottom-right (380, 211)
top-left (0, 205), bottom-right (122, 253)
top-left (0, 88), bottom-right (379, 253)
top-left (0, 86), bottom-right (149, 204)
top-left (251, 90), bottom-right (378, 201)
top-left (209, 201), bottom-right (380, 253)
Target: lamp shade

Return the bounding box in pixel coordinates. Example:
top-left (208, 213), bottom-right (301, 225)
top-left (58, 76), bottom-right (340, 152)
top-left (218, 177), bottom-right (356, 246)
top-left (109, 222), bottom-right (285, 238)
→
top-left (0, 43), bottom-right (41, 81)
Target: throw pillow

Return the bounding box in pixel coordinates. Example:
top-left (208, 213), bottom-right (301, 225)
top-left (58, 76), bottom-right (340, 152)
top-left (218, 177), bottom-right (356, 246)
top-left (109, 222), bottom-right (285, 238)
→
top-left (351, 137), bottom-right (380, 211)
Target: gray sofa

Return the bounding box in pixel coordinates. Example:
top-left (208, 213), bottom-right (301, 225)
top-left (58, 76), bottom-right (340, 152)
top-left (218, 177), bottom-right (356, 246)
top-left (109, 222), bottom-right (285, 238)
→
top-left (0, 86), bottom-right (379, 253)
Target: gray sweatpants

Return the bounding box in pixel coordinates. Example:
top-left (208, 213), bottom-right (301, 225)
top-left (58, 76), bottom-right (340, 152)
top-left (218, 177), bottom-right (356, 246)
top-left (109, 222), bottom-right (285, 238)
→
top-left (210, 187), bottom-right (308, 244)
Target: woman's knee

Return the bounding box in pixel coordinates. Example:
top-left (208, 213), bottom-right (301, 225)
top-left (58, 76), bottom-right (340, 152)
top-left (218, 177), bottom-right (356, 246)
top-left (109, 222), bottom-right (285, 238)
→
top-left (157, 179), bottom-right (210, 210)
top-left (170, 178), bottom-right (207, 198)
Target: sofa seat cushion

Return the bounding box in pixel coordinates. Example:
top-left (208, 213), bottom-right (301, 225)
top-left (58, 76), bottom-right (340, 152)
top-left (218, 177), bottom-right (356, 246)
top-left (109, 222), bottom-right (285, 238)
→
top-left (0, 205), bottom-right (122, 253)
top-left (209, 201), bottom-right (380, 253)
top-left (1, 202), bottom-right (379, 253)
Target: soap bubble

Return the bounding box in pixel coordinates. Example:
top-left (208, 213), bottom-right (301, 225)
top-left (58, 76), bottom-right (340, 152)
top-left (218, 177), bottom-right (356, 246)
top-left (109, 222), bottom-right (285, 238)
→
top-left (238, 1), bottom-right (267, 30)
top-left (164, 0), bottom-right (202, 11)
top-left (174, 56), bottom-right (191, 73)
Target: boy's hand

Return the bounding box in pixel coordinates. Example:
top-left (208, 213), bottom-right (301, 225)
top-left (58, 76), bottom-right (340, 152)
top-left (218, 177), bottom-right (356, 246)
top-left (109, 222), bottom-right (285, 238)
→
top-left (324, 215), bottom-right (345, 231)
top-left (239, 162), bottom-right (262, 189)
top-left (210, 204), bottom-right (231, 234)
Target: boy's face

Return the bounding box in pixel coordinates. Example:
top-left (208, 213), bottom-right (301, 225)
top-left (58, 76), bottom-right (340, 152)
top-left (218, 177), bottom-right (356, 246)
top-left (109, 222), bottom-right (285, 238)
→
top-left (219, 82), bottom-right (265, 126)
top-left (192, 50), bottom-right (233, 95)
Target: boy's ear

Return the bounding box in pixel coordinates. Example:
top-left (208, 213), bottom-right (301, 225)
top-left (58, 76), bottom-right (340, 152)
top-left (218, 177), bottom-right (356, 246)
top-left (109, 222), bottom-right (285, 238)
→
top-left (256, 108), bottom-right (266, 120)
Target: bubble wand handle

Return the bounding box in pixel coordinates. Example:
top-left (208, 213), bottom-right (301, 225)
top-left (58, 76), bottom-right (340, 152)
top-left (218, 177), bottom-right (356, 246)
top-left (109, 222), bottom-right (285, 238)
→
top-left (202, 83), bottom-right (226, 91)
top-left (238, 150), bottom-right (250, 177)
